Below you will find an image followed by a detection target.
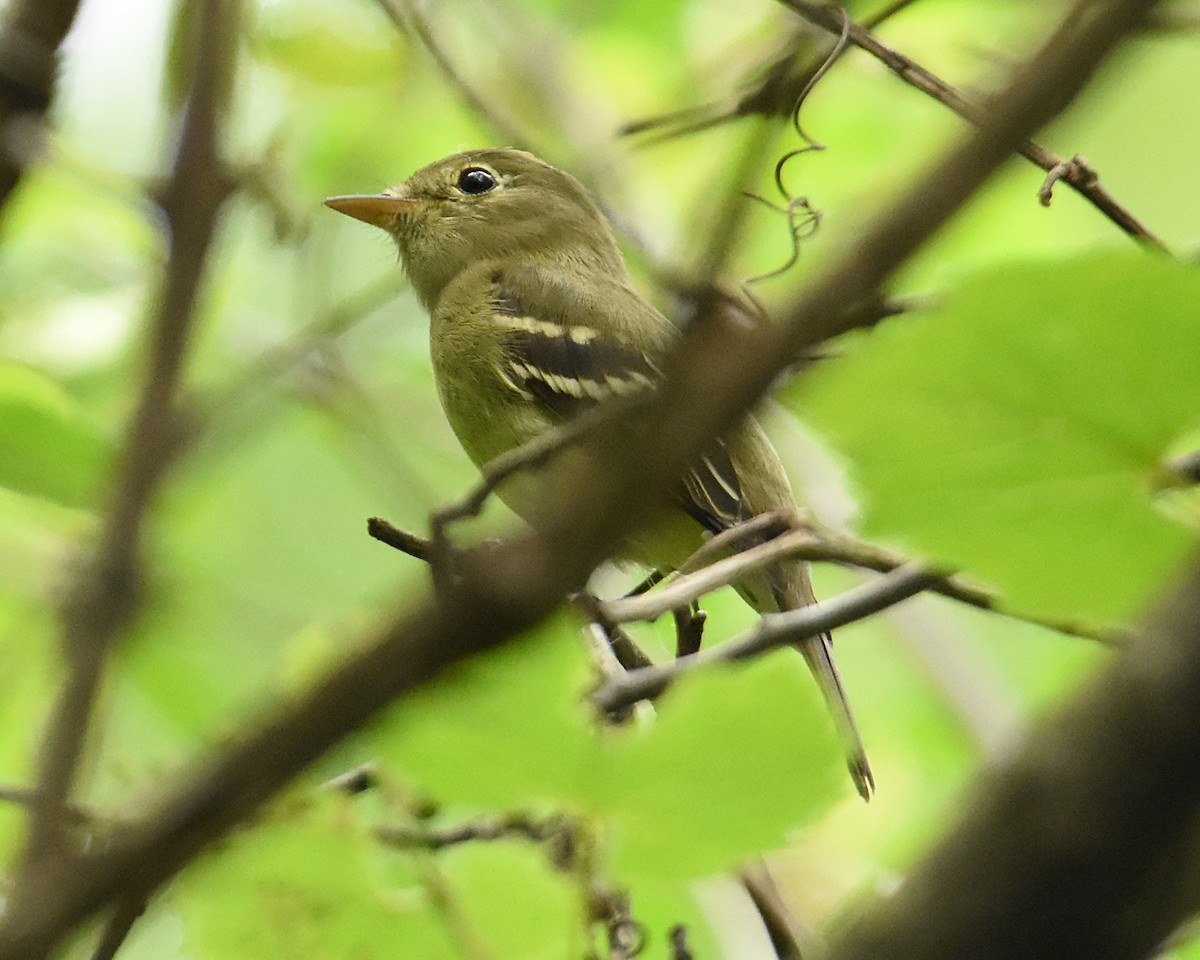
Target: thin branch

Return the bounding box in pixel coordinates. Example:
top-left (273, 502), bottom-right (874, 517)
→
top-left (199, 272), bottom-right (403, 433)
top-left (429, 389), bottom-right (651, 535)
top-left (603, 523), bottom-right (1118, 643)
top-left (622, 0), bottom-right (922, 140)
top-left (376, 813), bottom-right (558, 851)
top-left (371, 0), bottom-right (530, 149)
top-left (592, 565), bottom-right (936, 714)
top-left (741, 861), bottom-right (821, 960)
top-left (365, 515), bottom-right (655, 672)
top-left (0, 3), bottom-right (1156, 955)
top-left (370, 508), bottom-right (1118, 644)
top-left (777, 0), bottom-right (1168, 251)
top-left (367, 516), bottom-right (432, 562)
top-left (571, 594), bottom-right (655, 673)
top-left (12, 0), bottom-right (238, 894)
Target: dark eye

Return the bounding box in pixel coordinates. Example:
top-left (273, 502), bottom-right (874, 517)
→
top-left (457, 168), bottom-right (497, 195)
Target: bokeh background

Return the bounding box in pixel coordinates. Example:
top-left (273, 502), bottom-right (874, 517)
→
top-left (1, 0), bottom-right (1198, 956)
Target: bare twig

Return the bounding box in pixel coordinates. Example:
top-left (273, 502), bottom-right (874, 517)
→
top-left (365, 516), bottom-right (655, 672)
top-left (429, 389), bottom-right (651, 536)
top-left (777, 0), bottom-right (1168, 251)
top-left (368, 510), bottom-right (1118, 643)
top-left (601, 524), bottom-right (1118, 643)
top-left (571, 593), bottom-right (655, 674)
top-left (376, 812), bottom-right (558, 851)
top-left (367, 516), bottom-right (432, 562)
top-left (622, 0), bottom-right (922, 140)
top-left (592, 565), bottom-right (936, 714)
top-left (0, 3), bottom-right (1157, 955)
top-left (372, 0), bottom-right (529, 148)
top-left (12, 0), bottom-right (238, 896)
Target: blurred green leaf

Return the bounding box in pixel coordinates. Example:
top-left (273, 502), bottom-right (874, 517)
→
top-left (370, 613), bottom-right (602, 809)
top-left (376, 619), bottom-right (842, 879)
top-left (601, 654), bottom-right (842, 879)
top-left (177, 795), bottom-right (461, 960)
top-left (0, 361), bottom-right (108, 508)
top-left (252, 0), bottom-right (404, 88)
top-left (442, 842), bottom-right (583, 960)
top-left (791, 252), bottom-right (1200, 623)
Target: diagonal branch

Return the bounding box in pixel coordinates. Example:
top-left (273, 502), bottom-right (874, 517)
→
top-left (372, 0), bottom-right (530, 148)
top-left (591, 565), bottom-right (936, 713)
top-left (368, 513), bottom-right (1118, 644)
top-left (599, 525), bottom-right (1118, 643)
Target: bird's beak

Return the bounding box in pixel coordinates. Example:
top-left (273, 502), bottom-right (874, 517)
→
top-left (323, 193), bottom-right (417, 229)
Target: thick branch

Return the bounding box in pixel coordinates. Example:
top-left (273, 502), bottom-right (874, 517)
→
top-left (827, 556), bottom-right (1200, 960)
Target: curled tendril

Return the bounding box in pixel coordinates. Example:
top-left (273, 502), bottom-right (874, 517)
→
top-left (742, 7), bottom-right (852, 312)
top-left (740, 191), bottom-right (824, 317)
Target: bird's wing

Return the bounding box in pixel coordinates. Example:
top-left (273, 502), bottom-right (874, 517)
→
top-left (490, 264), bottom-right (747, 533)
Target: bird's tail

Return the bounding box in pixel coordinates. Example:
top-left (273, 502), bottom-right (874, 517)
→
top-left (741, 557), bottom-right (874, 800)
top-left (797, 631), bottom-right (874, 801)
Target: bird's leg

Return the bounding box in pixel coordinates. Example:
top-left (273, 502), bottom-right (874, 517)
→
top-left (571, 593), bottom-right (654, 673)
top-left (426, 502), bottom-right (470, 595)
top-left (672, 601), bottom-right (707, 658)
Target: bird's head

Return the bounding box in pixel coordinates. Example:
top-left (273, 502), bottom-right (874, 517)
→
top-left (325, 148), bottom-right (625, 309)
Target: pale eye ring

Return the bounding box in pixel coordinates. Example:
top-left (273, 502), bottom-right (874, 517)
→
top-left (457, 168), bottom-right (497, 195)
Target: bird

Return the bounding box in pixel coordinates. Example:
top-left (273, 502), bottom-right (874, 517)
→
top-left (324, 148), bottom-right (873, 799)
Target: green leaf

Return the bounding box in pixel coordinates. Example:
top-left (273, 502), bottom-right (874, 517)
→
top-left (791, 252), bottom-right (1200, 622)
top-left (374, 616), bottom-right (842, 879)
top-left (369, 613), bottom-right (603, 809)
top-left (176, 795), bottom-right (461, 960)
top-left (442, 843), bottom-right (584, 960)
top-left (0, 362), bottom-right (108, 509)
top-left (600, 654), bottom-right (842, 879)
top-left (252, 0), bottom-right (404, 88)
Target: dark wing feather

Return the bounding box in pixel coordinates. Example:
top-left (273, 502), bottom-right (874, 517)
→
top-left (677, 438), bottom-right (746, 533)
top-left (491, 269), bottom-right (746, 535)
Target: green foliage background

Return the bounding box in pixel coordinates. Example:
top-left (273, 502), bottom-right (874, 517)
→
top-left (0, 0), bottom-right (1197, 956)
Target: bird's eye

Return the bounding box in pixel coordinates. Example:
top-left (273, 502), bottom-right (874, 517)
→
top-left (457, 168), bottom-right (497, 195)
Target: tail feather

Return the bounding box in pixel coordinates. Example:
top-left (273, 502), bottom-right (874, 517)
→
top-left (727, 518), bottom-right (873, 799)
top-left (799, 631), bottom-right (874, 801)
